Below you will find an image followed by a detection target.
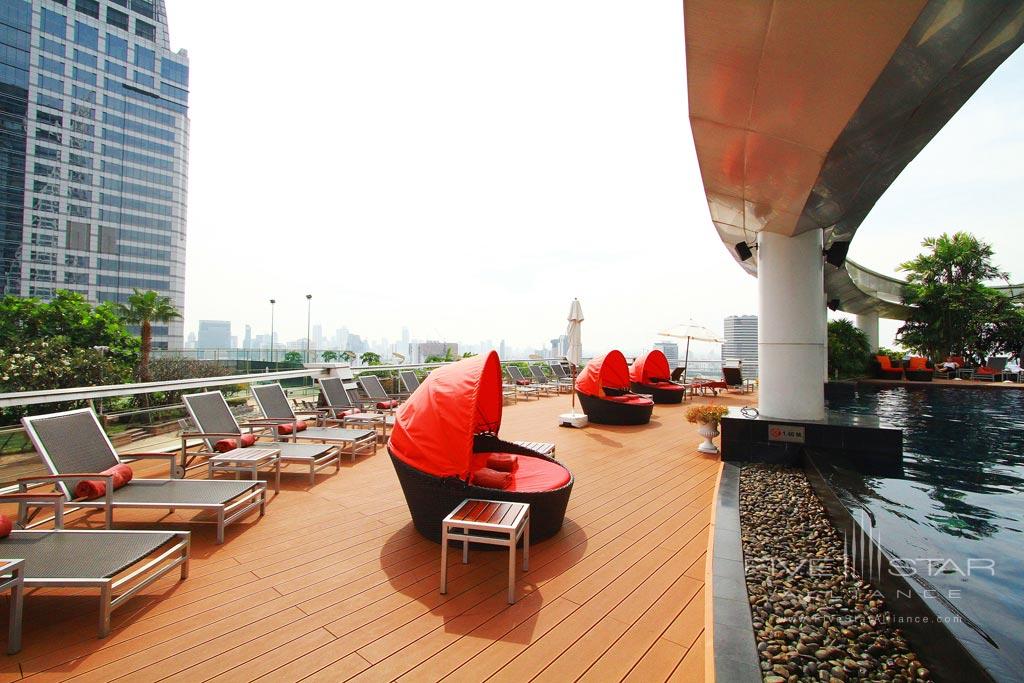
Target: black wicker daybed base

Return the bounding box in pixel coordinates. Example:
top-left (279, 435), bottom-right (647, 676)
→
top-left (389, 435), bottom-right (573, 544)
top-left (577, 391), bottom-right (654, 425)
top-left (630, 381), bottom-right (686, 404)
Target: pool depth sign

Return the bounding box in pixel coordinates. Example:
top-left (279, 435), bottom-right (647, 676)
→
top-left (768, 424), bottom-right (805, 444)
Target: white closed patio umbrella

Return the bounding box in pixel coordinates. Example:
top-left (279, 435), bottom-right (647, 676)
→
top-left (657, 321), bottom-right (724, 383)
top-left (560, 298), bottom-right (587, 427)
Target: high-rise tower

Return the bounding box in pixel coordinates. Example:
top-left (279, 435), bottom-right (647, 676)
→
top-left (0, 0), bottom-right (188, 348)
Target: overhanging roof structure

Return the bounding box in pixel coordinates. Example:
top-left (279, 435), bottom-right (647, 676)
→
top-left (685, 0), bottom-right (1024, 319)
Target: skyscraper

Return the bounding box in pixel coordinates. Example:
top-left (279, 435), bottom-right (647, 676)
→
top-left (0, 0), bottom-right (189, 348)
top-left (723, 315), bottom-right (758, 378)
top-left (196, 319), bottom-right (230, 349)
top-left (653, 341), bottom-right (679, 369)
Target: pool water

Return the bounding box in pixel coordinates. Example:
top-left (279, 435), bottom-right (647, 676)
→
top-left (826, 386), bottom-right (1024, 681)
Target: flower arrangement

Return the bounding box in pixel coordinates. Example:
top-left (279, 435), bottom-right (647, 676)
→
top-left (685, 404), bottom-right (729, 426)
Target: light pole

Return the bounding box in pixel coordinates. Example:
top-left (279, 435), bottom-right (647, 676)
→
top-left (269, 298), bottom-right (276, 365)
top-left (305, 294), bottom-right (312, 363)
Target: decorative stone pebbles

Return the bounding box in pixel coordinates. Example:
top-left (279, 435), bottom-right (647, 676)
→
top-left (740, 464), bottom-right (932, 682)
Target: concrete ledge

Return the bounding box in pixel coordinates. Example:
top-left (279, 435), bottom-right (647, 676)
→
top-left (709, 462), bottom-right (761, 682)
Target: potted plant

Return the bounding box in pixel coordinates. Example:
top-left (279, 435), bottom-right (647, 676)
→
top-left (685, 404), bottom-right (729, 454)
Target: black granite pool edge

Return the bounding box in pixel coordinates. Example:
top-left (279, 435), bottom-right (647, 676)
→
top-left (710, 462), bottom-right (761, 682)
top-left (802, 450), bottom-right (997, 683)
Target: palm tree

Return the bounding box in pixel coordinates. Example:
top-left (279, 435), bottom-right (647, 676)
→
top-left (116, 289), bottom-right (180, 383)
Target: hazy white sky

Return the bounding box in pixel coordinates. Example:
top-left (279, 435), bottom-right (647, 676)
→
top-left (165, 1), bottom-right (1023, 353)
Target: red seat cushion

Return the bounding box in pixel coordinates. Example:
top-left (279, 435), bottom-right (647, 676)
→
top-left (471, 453), bottom-right (571, 492)
top-left (907, 357), bottom-right (928, 371)
top-left (75, 464), bottom-right (133, 500)
top-left (376, 400), bottom-right (399, 409)
top-left (470, 467), bottom-right (511, 489)
top-left (213, 433), bottom-right (257, 453)
top-left (487, 453), bottom-right (518, 472)
top-left (977, 366), bottom-right (998, 375)
top-left (605, 394), bottom-right (654, 406)
top-left (276, 421), bottom-right (308, 435)
top-left (0, 515), bottom-right (10, 539)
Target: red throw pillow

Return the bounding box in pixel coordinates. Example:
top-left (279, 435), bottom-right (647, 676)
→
top-left (515, 379), bottom-right (531, 386)
top-left (213, 433), bottom-right (257, 453)
top-left (471, 467), bottom-right (511, 489)
top-left (376, 400), bottom-right (398, 409)
top-left (75, 464), bottom-right (134, 500)
top-left (0, 515), bottom-right (11, 539)
top-left (276, 421), bottom-right (308, 436)
top-left (908, 357), bottom-right (927, 371)
top-left (977, 366), bottom-right (997, 375)
top-left (334, 408), bottom-right (362, 418)
top-left (487, 453), bottom-right (519, 472)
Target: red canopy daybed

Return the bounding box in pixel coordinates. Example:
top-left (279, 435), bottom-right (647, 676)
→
top-left (388, 351), bottom-right (572, 543)
top-left (629, 350), bottom-right (687, 404)
top-left (575, 350), bottom-right (654, 425)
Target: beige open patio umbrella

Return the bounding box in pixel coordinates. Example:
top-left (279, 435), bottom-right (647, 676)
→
top-left (560, 298), bottom-right (587, 427)
top-left (657, 320), bottom-right (724, 383)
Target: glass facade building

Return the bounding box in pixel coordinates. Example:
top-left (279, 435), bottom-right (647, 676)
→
top-left (722, 314), bottom-right (758, 379)
top-left (0, 0), bottom-right (187, 348)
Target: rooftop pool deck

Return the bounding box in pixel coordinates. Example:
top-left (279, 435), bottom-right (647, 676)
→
top-left (0, 390), bottom-right (756, 682)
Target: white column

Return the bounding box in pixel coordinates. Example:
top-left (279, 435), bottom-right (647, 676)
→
top-left (855, 312), bottom-right (880, 352)
top-left (757, 230), bottom-right (826, 420)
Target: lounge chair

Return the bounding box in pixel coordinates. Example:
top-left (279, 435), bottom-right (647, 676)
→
top-left (357, 374), bottom-right (406, 407)
top-left (400, 370), bottom-right (421, 393)
top-left (507, 366), bottom-right (553, 396)
top-left (0, 491), bottom-right (189, 641)
top-left (317, 376), bottom-right (394, 438)
top-left (976, 357), bottom-right (1009, 382)
top-left (902, 357), bottom-right (934, 382)
top-left (548, 363), bottom-right (576, 389)
top-left (251, 383), bottom-right (377, 465)
top-left (529, 365), bottom-right (567, 393)
top-left (723, 366), bottom-right (754, 393)
top-left (871, 355), bottom-right (904, 380)
top-left (182, 391), bottom-right (342, 486)
top-left (20, 409), bottom-right (265, 544)
top-left (576, 350), bottom-right (655, 425)
top-left (388, 351), bottom-right (573, 543)
top-left (629, 350), bottom-right (687, 403)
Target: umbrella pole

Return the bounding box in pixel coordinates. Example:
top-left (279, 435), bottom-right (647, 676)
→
top-left (571, 365), bottom-right (577, 413)
top-left (682, 336), bottom-right (691, 384)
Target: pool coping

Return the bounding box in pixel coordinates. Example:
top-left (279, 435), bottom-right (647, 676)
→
top-left (707, 461), bottom-right (761, 682)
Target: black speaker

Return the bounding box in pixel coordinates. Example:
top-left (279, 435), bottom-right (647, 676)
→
top-left (824, 241), bottom-right (850, 267)
top-left (734, 241), bottom-right (753, 262)
top-left (827, 299), bottom-right (840, 311)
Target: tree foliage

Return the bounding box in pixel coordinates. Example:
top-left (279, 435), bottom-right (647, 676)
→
top-left (283, 351), bottom-right (303, 364)
top-left (360, 351), bottom-right (382, 366)
top-left (321, 350), bottom-right (338, 362)
top-left (897, 232), bottom-right (1023, 363)
top-left (0, 290), bottom-right (139, 364)
top-left (827, 319), bottom-right (870, 379)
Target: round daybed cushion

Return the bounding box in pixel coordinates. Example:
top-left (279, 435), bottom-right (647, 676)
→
top-left (604, 394), bottom-right (654, 406)
top-left (471, 453), bottom-right (571, 492)
top-left (649, 382), bottom-right (684, 391)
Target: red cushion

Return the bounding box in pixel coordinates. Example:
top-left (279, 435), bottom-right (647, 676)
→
top-left (908, 357), bottom-right (928, 371)
top-left (376, 400), bottom-right (399, 410)
top-left (487, 453), bottom-right (518, 472)
top-left (0, 515), bottom-right (10, 539)
top-left (605, 394), bottom-right (654, 406)
top-left (651, 382), bottom-right (685, 391)
top-left (276, 421), bottom-right (308, 435)
top-left (333, 408), bottom-right (362, 418)
top-left (471, 453), bottom-right (571, 492)
top-left (74, 464), bottom-right (133, 500)
top-left (515, 379), bottom-right (531, 386)
top-left (470, 467), bottom-right (511, 489)
top-left (213, 433), bottom-right (257, 453)
top-left (977, 366), bottom-right (998, 375)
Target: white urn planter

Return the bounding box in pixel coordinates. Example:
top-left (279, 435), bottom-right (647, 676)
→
top-left (697, 420), bottom-right (720, 454)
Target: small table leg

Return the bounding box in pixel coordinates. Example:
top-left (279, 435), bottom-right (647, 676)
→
top-left (439, 524), bottom-right (448, 594)
top-left (523, 515), bottom-right (530, 571)
top-left (462, 530), bottom-right (469, 564)
top-left (508, 532), bottom-right (516, 604)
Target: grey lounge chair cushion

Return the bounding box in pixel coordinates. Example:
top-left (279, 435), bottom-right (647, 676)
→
top-left (2, 530), bottom-right (177, 579)
top-left (320, 377), bottom-right (355, 408)
top-left (298, 427), bottom-right (375, 442)
top-left (27, 411), bottom-right (120, 481)
top-left (110, 479), bottom-right (259, 505)
top-left (251, 384), bottom-right (295, 419)
top-left (276, 442), bottom-right (335, 458)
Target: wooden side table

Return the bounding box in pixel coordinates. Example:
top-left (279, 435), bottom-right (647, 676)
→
top-left (208, 447), bottom-right (281, 493)
top-left (441, 499), bottom-right (530, 604)
top-left (0, 559), bottom-right (25, 654)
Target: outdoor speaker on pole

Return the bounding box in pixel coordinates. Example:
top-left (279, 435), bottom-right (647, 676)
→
top-left (735, 241), bottom-right (754, 262)
top-left (824, 241), bottom-right (850, 267)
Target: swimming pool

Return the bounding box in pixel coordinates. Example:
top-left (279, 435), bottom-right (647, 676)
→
top-left (825, 386), bottom-right (1024, 682)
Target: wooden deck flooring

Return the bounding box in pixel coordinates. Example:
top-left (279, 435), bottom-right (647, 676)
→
top-left (0, 390), bottom-right (757, 682)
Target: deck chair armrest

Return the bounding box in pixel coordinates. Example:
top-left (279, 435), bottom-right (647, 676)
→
top-left (18, 473), bottom-right (115, 484)
top-left (180, 430), bottom-right (247, 439)
top-left (0, 492), bottom-right (66, 528)
top-left (242, 418), bottom-right (296, 425)
top-left (120, 452), bottom-right (177, 478)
